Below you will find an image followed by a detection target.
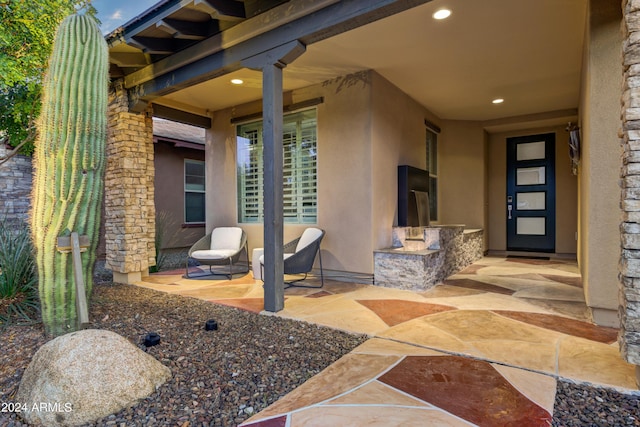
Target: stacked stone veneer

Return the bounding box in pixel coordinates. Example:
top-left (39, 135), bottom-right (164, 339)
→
top-left (105, 81), bottom-right (155, 283)
top-left (621, 0), bottom-right (640, 378)
top-left (374, 226), bottom-right (483, 291)
top-left (0, 144), bottom-right (32, 227)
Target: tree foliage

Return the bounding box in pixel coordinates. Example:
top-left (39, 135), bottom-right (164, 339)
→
top-left (0, 0), bottom-right (97, 157)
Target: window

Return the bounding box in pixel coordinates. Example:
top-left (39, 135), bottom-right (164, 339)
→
top-left (426, 128), bottom-right (438, 221)
top-left (185, 159), bottom-right (205, 223)
top-left (237, 109), bottom-right (317, 224)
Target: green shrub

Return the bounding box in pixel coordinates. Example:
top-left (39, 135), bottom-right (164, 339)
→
top-left (0, 220), bottom-right (39, 327)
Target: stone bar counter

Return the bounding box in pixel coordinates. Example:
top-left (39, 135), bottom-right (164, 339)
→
top-left (374, 225), bottom-right (483, 291)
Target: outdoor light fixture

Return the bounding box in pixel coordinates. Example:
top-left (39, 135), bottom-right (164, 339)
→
top-left (231, 78), bottom-right (244, 85)
top-left (433, 9), bottom-right (451, 20)
top-left (205, 319), bottom-right (218, 330)
top-left (492, 98), bottom-right (504, 104)
top-left (144, 332), bottom-right (161, 347)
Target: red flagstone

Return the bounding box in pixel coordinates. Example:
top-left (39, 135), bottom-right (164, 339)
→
top-left (356, 299), bottom-right (456, 327)
top-left (379, 355), bottom-right (552, 427)
top-left (494, 310), bottom-right (618, 344)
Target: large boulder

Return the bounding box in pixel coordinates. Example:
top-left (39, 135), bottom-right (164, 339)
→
top-left (16, 329), bottom-right (171, 426)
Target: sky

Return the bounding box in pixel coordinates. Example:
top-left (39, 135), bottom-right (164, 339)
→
top-left (92, 0), bottom-right (159, 34)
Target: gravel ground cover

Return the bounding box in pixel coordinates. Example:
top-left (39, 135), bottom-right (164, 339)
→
top-left (1, 283), bottom-right (367, 426)
top-left (1, 281), bottom-right (639, 426)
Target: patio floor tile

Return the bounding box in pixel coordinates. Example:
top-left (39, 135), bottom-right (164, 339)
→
top-left (136, 256), bottom-right (638, 426)
top-left (378, 355), bottom-right (552, 427)
top-left (355, 299), bottom-right (456, 327)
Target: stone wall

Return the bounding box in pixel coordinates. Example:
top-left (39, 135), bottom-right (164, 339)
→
top-left (374, 226), bottom-right (483, 291)
top-left (621, 0), bottom-right (640, 375)
top-left (0, 144), bottom-right (32, 227)
top-left (104, 81), bottom-right (156, 283)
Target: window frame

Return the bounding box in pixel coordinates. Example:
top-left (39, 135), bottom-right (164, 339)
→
top-left (426, 127), bottom-right (438, 221)
top-left (236, 108), bottom-right (318, 224)
top-left (184, 158), bottom-right (206, 224)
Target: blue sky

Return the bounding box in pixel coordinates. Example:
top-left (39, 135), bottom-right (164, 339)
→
top-left (92, 0), bottom-right (159, 34)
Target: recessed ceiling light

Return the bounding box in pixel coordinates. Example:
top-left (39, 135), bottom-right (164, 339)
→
top-left (231, 78), bottom-right (244, 85)
top-left (433, 9), bottom-right (451, 20)
top-left (492, 98), bottom-right (504, 104)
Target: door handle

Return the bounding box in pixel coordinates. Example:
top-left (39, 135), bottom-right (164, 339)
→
top-left (508, 205), bottom-right (512, 219)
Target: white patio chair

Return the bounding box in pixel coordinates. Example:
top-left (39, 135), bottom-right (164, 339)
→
top-left (186, 226), bottom-right (249, 279)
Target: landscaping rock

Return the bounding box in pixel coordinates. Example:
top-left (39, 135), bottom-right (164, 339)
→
top-left (16, 329), bottom-right (171, 426)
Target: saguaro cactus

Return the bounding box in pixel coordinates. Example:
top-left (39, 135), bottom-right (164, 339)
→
top-left (31, 14), bottom-right (108, 336)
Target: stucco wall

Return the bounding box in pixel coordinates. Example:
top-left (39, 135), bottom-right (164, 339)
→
top-left (579, 0), bottom-right (623, 326)
top-left (370, 72), bottom-right (433, 254)
top-left (207, 70), bottom-right (438, 275)
top-left (439, 120), bottom-right (486, 236)
top-left (487, 124), bottom-right (578, 254)
top-left (154, 141), bottom-right (206, 248)
top-left (207, 72), bottom-right (374, 274)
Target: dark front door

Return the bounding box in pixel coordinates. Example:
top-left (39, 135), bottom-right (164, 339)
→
top-left (506, 133), bottom-right (556, 252)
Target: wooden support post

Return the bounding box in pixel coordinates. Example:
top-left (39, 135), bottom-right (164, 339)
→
top-left (261, 61), bottom-right (285, 312)
top-left (243, 41), bottom-right (306, 313)
top-left (56, 233), bottom-right (90, 328)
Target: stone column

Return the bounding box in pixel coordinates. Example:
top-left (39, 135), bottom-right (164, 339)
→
top-left (0, 144), bottom-right (32, 227)
top-left (105, 80), bottom-right (156, 284)
top-left (621, 0), bottom-right (640, 387)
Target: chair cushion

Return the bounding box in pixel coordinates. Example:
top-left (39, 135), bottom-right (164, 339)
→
top-left (210, 227), bottom-right (243, 251)
top-left (295, 228), bottom-right (323, 252)
top-left (259, 253), bottom-right (294, 264)
top-left (191, 249), bottom-right (238, 260)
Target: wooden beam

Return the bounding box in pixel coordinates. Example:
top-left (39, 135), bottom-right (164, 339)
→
top-left (130, 36), bottom-right (192, 54)
top-left (124, 0), bottom-right (338, 89)
top-left (120, 0), bottom-right (192, 42)
top-left (152, 103), bottom-right (212, 128)
top-left (196, 0), bottom-right (246, 21)
top-left (230, 97), bottom-right (324, 124)
top-left (127, 38), bottom-right (309, 111)
top-left (70, 232), bottom-right (90, 328)
top-left (156, 18), bottom-right (216, 40)
top-left (109, 52), bottom-right (150, 67)
top-left (123, 0), bottom-right (431, 107)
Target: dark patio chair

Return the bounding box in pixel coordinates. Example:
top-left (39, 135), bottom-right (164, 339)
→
top-left (186, 226), bottom-right (249, 279)
top-left (260, 227), bottom-right (325, 288)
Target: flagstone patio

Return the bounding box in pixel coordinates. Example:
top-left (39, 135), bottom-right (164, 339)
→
top-left (133, 257), bottom-right (637, 426)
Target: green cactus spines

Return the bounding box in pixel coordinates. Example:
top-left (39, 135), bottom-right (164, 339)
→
top-left (31, 14), bottom-right (108, 336)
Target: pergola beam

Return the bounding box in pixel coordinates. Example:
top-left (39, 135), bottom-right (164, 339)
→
top-left (125, 0), bottom-right (431, 111)
top-left (130, 36), bottom-right (192, 54)
top-left (156, 18), bottom-right (216, 40)
top-left (196, 0), bottom-right (246, 21)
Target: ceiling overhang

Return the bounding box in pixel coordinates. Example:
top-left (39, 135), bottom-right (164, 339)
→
top-left (107, 0), bottom-right (588, 131)
top-left (107, 0), bottom-right (433, 120)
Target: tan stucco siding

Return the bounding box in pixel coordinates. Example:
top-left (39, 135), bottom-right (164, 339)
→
top-left (207, 72), bottom-right (375, 274)
top-left (205, 70), bottom-right (441, 275)
top-left (153, 141), bottom-right (206, 248)
top-left (439, 120), bottom-right (486, 234)
top-left (579, 0), bottom-right (622, 324)
top-left (370, 72), bottom-right (431, 254)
